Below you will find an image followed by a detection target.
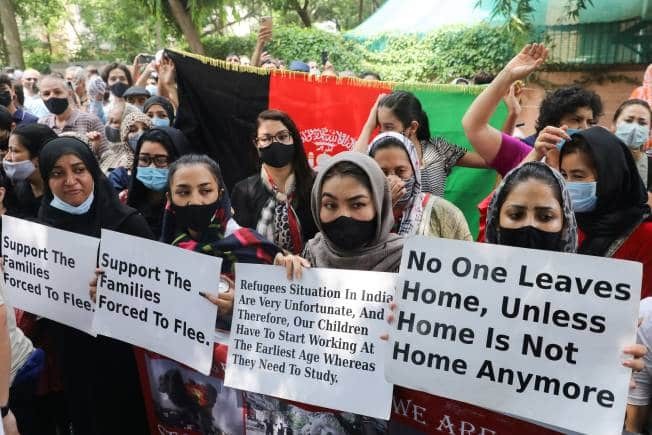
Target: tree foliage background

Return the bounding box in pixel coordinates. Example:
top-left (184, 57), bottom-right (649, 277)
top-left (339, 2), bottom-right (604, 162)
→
top-left (1, 0), bottom-right (590, 82)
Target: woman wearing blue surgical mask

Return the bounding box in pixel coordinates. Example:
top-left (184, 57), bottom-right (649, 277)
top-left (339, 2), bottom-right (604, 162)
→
top-left (37, 136), bottom-right (151, 435)
top-left (122, 126), bottom-right (192, 238)
top-left (611, 99), bottom-right (652, 191)
top-left (3, 124), bottom-right (57, 218)
top-left (102, 111), bottom-right (152, 190)
top-left (559, 127), bottom-right (652, 299)
top-left (143, 95), bottom-right (175, 128)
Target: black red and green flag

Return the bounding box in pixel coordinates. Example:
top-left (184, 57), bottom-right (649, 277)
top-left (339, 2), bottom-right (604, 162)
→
top-left (165, 48), bottom-right (508, 239)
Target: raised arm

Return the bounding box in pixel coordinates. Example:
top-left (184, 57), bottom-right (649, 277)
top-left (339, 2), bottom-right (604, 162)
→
top-left (354, 93), bottom-right (385, 153)
top-left (462, 44), bottom-right (548, 164)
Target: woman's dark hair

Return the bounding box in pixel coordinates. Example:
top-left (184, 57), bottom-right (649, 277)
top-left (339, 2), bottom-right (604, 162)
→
top-left (256, 109), bottom-right (314, 201)
top-left (168, 154), bottom-right (222, 187)
top-left (535, 86), bottom-right (603, 133)
top-left (321, 161), bottom-right (372, 193)
top-left (368, 136), bottom-right (408, 158)
top-left (11, 124), bottom-right (57, 159)
top-left (138, 128), bottom-right (175, 156)
top-left (559, 135), bottom-right (597, 175)
top-left (613, 99), bottom-right (652, 122)
top-left (495, 163), bottom-right (563, 215)
top-left (100, 63), bottom-right (133, 86)
top-left (378, 91), bottom-right (431, 142)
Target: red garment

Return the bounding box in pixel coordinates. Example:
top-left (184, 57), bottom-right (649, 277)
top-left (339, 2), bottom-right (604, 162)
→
top-left (476, 192), bottom-right (493, 242)
top-left (578, 222), bottom-right (652, 299)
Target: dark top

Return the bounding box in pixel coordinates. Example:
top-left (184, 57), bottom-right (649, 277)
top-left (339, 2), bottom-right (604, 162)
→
top-left (9, 181), bottom-right (41, 219)
top-left (231, 174), bottom-right (318, 246)
top-left (107, 166), bottom-right (130, 191)
top-left (13, 108), bottom-right (38, 126)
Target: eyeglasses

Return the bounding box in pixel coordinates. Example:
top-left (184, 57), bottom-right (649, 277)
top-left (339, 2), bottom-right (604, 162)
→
top-left (254, 130), bottom-right (292, 147)
top-left (138, 153), bottom-right (169, 168)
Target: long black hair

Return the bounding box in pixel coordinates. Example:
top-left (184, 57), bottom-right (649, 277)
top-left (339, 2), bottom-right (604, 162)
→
top-left (255, 109), bottom-right (315, 201)
top-left (378, 91), bottom-right (431, 142)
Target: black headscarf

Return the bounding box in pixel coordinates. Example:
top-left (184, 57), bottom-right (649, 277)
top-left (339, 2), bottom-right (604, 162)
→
top-left (143, 95), bottom-right (175, 125)
top-left (562, 127), bottom-right (650, 256)
top-left (126, 127), bottom-right (192, 237)
top-left (38, 136), bottom-right (138, 237)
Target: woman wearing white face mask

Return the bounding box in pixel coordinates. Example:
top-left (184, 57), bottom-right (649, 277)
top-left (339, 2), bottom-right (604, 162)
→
top-left (3, 124), bottom-right (57, 218)
top-left (612, 99), bottom-right (652, 190)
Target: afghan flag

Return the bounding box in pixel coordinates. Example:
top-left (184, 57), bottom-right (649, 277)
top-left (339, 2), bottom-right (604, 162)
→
top-left (166, 48), bottom-right (507, 238)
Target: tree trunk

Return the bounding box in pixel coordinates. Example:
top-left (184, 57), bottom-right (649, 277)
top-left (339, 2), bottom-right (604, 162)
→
top-left (289, 0), bottom-right (312, 27)
top-left (358, 0), bottom-right (364, 22)
top-left (0, 17), bottom-right (8, 65)
top-left (0, 0), bottom-right (24, 68)
top-left (167, 0), bottom-right (205, 55)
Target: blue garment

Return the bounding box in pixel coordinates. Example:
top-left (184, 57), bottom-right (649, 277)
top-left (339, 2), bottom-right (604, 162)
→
top-left (521, 134), bottom-right (536, 147)
top-left (108, 166), bottom-right (130, 192)
top-left (12, 108), bottom-right (38, 126)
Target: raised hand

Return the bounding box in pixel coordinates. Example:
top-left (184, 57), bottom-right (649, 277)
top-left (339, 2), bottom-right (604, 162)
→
top-left (504, 43), bottom-right (548, 82)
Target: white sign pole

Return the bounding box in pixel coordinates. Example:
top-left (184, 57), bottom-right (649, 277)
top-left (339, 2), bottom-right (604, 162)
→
top-left (2, 215), bottom-right (99, 334)
top-left (225, 263), bottom-right (395, 420)
top-left (93, 229), bottom-right (221, 375)
top-left (386, 236), bottom-right (640, 435)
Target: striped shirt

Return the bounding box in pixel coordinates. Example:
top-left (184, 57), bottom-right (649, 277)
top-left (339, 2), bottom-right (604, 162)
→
top-left (419, 137), bottom-right (466, 197)
top-left (39, 109), bottom-right (108, 160)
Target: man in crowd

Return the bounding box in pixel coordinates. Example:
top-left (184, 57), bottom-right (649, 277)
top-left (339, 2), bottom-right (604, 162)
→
top-left (0, 75), bottom-right (38, 128)
top-left (20, 69), bottom-right (49, 119)
top-left (0, 106), bottom-right (13, 160)
top-left (38, 75), bottom-right (108, 160)
top-left (65, 66), bottom-right (88, 110)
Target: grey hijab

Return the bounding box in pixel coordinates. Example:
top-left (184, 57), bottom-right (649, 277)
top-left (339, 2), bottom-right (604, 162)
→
top-left (303, 151), bottom-right (404, 272)
top-left (486, 161), bottom-right (578, 253)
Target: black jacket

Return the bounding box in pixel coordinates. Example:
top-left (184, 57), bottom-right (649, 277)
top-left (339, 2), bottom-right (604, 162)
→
top-left (231, 174), bottom-right (318, 247)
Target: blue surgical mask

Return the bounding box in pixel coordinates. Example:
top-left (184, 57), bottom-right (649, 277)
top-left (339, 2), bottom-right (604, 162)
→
top-left (136, 167), bottom-right (168, 192)
top-left (567, 181), bottom-right (597, 213)
top-left (146, 85), bottom-right (158, 96)
top-left (556, 128), bottom-right (582, 149)
top-left (50, 191), bottom-right (95, 215)
top-left (615, 122), bottom-right (650, 150)
top-left (151, 116), bottom-right (170, 127)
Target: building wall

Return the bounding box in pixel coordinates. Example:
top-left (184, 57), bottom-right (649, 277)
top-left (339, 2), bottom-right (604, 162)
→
top-left (514, 66), bottom-right (648, 138)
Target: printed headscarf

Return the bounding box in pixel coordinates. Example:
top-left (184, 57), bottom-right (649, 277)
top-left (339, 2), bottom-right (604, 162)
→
top-left (486, 161), bottom-right (578, 253)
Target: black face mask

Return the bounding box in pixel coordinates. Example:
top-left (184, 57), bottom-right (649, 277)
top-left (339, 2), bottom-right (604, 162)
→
top-left (110, 82), bottom-right (129, 98)
top-left (171, 199), bottom-right (220, 234)
top-left (259, 142), bottom-right (295, 168)
top-left (0, 91), bottom-right (12, 107)
top-left (321, 216), bottom-right (377, 251)
top-left (498, 225), bottom-right (563, 252)
top-left (44, 97), bottom-right (69, 115)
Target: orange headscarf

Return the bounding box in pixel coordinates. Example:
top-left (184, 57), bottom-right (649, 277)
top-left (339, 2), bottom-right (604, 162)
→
top-left (630, 64), bottom-right (652, 149)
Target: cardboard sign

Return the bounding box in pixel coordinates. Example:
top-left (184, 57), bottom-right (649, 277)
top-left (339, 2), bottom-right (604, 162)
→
top-left (94, 230), bottom-right (221, 374)
top-left (225, 263), bottom-right (395, 419)
top-left (385, 236), bottom-right (640, 435)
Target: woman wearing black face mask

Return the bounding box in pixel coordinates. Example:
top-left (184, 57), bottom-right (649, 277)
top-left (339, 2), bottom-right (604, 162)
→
top-left (100, 63), bottom-right (134, 115)
top-left (161, 154), bottom-right (282, 319)
top-left (300, 151), bottom-right (404, 272)
top-left (485, 161), bottom-right (578, 253)
top-left (231, 110), bottom-right (317, 254)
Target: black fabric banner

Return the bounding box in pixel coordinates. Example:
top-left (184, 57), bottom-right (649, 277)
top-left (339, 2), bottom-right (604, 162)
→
top-left (166, 49), bottom-right (270, 190)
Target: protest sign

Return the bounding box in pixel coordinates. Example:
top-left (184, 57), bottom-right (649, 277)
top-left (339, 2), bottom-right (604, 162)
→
top-left (385, 236), bottom-right (640, 435)
top-left (94, 229), bottom-right (221, 375)
top-left (2, 215), bottom-right (98, 334)
top-left (225, 263), bottom-right (395, 419)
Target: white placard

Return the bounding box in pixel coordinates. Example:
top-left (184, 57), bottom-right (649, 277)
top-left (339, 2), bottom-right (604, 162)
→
top-left (225, 263), bottom-right (395, 420)
top-left (2, 215), bottom-right (99, 334)
top-left (93, 229), bottom-right (221, 375)
top-left (386, 236), bottom-right (640, 435)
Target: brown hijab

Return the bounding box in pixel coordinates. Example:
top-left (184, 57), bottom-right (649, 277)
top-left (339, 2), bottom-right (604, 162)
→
top-left (303, 151), bottom-right (404, 272)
